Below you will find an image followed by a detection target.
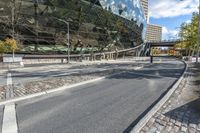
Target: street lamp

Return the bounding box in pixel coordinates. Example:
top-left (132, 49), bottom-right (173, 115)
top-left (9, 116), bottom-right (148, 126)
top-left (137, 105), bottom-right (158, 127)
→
top-left (196, 0), bottom-right (200, 63)
top-left (56, 18), bottom-right (70, 63)
top-left (11, 0), bottom-right (16, 62)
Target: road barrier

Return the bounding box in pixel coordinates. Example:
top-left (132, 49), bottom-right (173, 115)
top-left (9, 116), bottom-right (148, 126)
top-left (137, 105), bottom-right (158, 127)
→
top-left (0, 44), bottom-right (146, 66)
top-left (21, 45), bottom-right (144, 64)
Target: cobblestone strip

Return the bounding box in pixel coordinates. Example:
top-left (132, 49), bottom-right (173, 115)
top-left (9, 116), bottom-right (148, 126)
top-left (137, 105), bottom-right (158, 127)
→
top-left (12, 68), bottom-right (137, 98)
top-left (0, 86), bottom-right (6, 100)
top-left (140, 63), bottom-right (200, 133)
top-left (5, 73), bottom-right (14, 99)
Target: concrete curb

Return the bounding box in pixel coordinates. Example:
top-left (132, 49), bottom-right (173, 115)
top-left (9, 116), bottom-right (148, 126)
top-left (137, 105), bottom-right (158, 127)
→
top-left (130, 61), bottom-right (188, 133)
top-left (0, 66), bottom-right (143, 106)
top-left (0, 70), bottom-right (8, 75)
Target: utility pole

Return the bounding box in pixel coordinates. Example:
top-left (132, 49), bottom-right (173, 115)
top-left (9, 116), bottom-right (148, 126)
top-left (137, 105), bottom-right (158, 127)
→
top-left (56, 19), bottom-right (70, 63)
top-left (34, 0), bottom-right (39, 52)
top-left (11, 0), bottom-right (15, 62)
top-left (196, 0), bottom-right (200, 63)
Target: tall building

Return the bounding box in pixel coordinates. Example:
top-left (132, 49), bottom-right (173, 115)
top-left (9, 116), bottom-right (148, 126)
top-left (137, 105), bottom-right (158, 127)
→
top-left (140, 0), bottom-right (149, 22)
top-left (0, 0), bottom-right (146, 51)
top-left (140, 0), bottom-right (163, 42)
top-left (145, 24), bottom-right (162, 42)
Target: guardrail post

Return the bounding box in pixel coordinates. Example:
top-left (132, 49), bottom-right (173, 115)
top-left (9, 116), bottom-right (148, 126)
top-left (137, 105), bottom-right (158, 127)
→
top-left (123, 52), bottom-right (125, 59)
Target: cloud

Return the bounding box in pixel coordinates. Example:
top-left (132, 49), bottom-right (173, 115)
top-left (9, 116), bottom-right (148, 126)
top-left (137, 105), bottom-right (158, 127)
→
top-left (162, 27), bottom-right (179, 40)
top-left (149, 0), bottom-right (198, 18)
top-left (186, 20), bottom-right (191, 24)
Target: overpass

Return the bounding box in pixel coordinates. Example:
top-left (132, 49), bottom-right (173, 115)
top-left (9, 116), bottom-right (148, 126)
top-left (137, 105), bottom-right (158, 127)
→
top-left (142, 39), bottom-right (183, 56)
top-left (146, 39), bottom-right (182, 47)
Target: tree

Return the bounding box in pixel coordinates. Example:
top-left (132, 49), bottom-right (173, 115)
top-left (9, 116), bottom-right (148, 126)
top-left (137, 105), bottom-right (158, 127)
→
top-left (0, 41), bottom-right (6, 55)
top-left (179, 13), bottom-right (199, 56)
top-left (0, 39), bottom-right (17, 62)
top-left (4, 38), bottom-right (18, 52)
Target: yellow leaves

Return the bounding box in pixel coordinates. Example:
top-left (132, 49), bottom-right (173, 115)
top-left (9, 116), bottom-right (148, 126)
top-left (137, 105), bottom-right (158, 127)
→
top-left (175, 42), bottom-right (187, 49)
top-left (0, 41), bottom-right (5, 53)
top-left (0, 38), bottom-right (18, 53)
top-left (4, 38), bottom-right (18, 51)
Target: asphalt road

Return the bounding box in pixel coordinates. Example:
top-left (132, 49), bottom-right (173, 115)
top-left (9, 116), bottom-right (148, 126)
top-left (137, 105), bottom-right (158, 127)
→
top-left (0, 72), bottom-right (6, 86)
top-left (12, 60), bottom-right (185, 133)
top-left (7, 62), bottom-right (141, 85)
top-left (0, 106), bottom-right (3, 133)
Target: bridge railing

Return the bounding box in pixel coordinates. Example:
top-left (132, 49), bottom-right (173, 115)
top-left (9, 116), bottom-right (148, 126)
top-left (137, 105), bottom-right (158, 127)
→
top-left (146, 39), bottom-right (183, 44)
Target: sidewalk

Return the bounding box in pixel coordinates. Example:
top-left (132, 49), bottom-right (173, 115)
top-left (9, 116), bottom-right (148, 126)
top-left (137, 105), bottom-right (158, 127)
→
top-left (140, 63), bottom-right (200, 133)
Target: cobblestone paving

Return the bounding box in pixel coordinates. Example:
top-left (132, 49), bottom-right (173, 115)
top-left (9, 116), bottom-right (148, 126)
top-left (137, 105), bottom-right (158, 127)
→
top-left (0, 86), bottom-right (5, 100)
top-left (0, 60), bottom-right (142, 100)
top-left (12, 68), bottom-right (136, 98)
top-left (140, 63), bottom-right (200, 133)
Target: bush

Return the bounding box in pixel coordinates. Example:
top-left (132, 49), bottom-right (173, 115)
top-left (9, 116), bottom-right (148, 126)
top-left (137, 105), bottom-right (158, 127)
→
top-left (0, 38), bottom-right (18, 55)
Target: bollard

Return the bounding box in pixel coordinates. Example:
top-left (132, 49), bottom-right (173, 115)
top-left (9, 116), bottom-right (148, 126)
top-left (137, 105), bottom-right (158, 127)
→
top-left (150, 56), bottom-right (153, 63)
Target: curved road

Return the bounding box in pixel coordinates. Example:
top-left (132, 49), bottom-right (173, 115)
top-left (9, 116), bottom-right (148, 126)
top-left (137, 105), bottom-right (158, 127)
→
top-left (1, 59), bottom-right (185, 133)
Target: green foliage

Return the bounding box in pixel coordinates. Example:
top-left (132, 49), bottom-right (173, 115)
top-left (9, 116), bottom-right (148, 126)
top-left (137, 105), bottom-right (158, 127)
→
top-left (0, 39), bottom-right (18, 54)
top-left (179, 13), bottom-right (199, 55)
top-left (0, 41), bottom-right (5, 54)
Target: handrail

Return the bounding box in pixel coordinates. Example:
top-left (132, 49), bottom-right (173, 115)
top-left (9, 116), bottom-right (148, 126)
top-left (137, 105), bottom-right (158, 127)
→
top-left (22, 44), bottom-right (144, 59)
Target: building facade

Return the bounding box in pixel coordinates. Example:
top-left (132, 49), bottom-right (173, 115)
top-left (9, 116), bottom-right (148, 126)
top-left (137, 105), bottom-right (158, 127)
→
top-left (140, 0), bottom-right (149, 22)
top-left (145, 24), bottom-right (162, 42)
top-left (0, 0), bottom-right (146, 53)
top-left (140, 0), bottom-right (163, 42)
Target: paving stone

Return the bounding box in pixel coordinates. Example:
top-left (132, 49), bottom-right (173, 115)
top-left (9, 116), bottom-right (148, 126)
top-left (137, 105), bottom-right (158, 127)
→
top-left (188, 127), bottom-right (196, 133)
top-left (147, 118), bottom-right (155, 127)
top-left (182, 122), bottom-right (188, 128)
top-left (160, 114), bottom-right (165, 120)
top-left (173, 125), bottom-right (180, 132)
top-left (140, 130), bottom-right (145, 133)
top-left (165, 126), bottom-right (173, 132)
top-left (155, 119), bottom-right (161, 124)
top-left (175, 120), bottom-right (182, 127)
top-left (138, 64), bottom-right (200, 133)
top-left (170, 119), bottom-right (176, 124)
top-left (189, 124), bottom-right (197, 129)
top-left (167, 122), bottom-right (174, 126)
top-left (181, 126), bottom-right (187, 132)
top-left (197, 124), bottom-right (200, 131)
top-left (149, 127), bottom-right (157, 132)
top-left (143, 126), bottom-right (150, 131)
top-left (163, 117), bottom-right (170, 122)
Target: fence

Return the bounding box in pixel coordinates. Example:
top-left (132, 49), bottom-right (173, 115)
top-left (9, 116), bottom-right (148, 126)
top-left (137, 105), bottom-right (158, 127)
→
top-left (1, 44), bottom-right (144, 65)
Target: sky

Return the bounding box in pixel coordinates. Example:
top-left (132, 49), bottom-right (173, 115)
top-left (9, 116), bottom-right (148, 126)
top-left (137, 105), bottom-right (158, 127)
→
top-left (148, 0), bottom-right (199, 40)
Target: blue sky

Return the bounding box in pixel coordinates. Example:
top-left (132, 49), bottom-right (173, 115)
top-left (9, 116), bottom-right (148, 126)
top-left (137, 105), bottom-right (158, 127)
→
top-left (148, 0), bottom-right (198, 40)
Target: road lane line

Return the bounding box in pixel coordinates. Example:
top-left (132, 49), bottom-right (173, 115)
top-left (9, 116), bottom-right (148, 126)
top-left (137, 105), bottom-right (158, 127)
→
top-left (7, 73), bottom-right (12, 85)
top-left (2, 103), bottom-right (18, 133)
top-left (0, 71), bottom-right (126, 106)
top-left (6, 73), bottom-right (14, 99)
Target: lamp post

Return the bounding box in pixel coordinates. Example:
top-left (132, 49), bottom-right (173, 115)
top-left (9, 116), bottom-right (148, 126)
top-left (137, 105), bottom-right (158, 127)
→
top-left (33, 0), bottom-right (39, 52)
top-left (196, 0), bottom-right (200, 63)
top-left (11, 0), bottom-right (15, 62)
top-left (56, 19), bottom-right (70, 63)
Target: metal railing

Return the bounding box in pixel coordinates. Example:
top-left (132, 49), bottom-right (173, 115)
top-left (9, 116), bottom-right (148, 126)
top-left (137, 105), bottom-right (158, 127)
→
top-left (22, 44), bottom-right (143, 60)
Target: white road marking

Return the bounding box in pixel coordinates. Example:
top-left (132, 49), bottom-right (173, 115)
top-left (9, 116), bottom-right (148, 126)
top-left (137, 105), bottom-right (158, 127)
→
top-left (133, 66), bottom-right (143, 70)
top-left (6, 73), bottom-right (14, 98)
top-left (7, 73), bottom-right (12, 85)
top-left (2, 103), bottom-right (18, 133)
